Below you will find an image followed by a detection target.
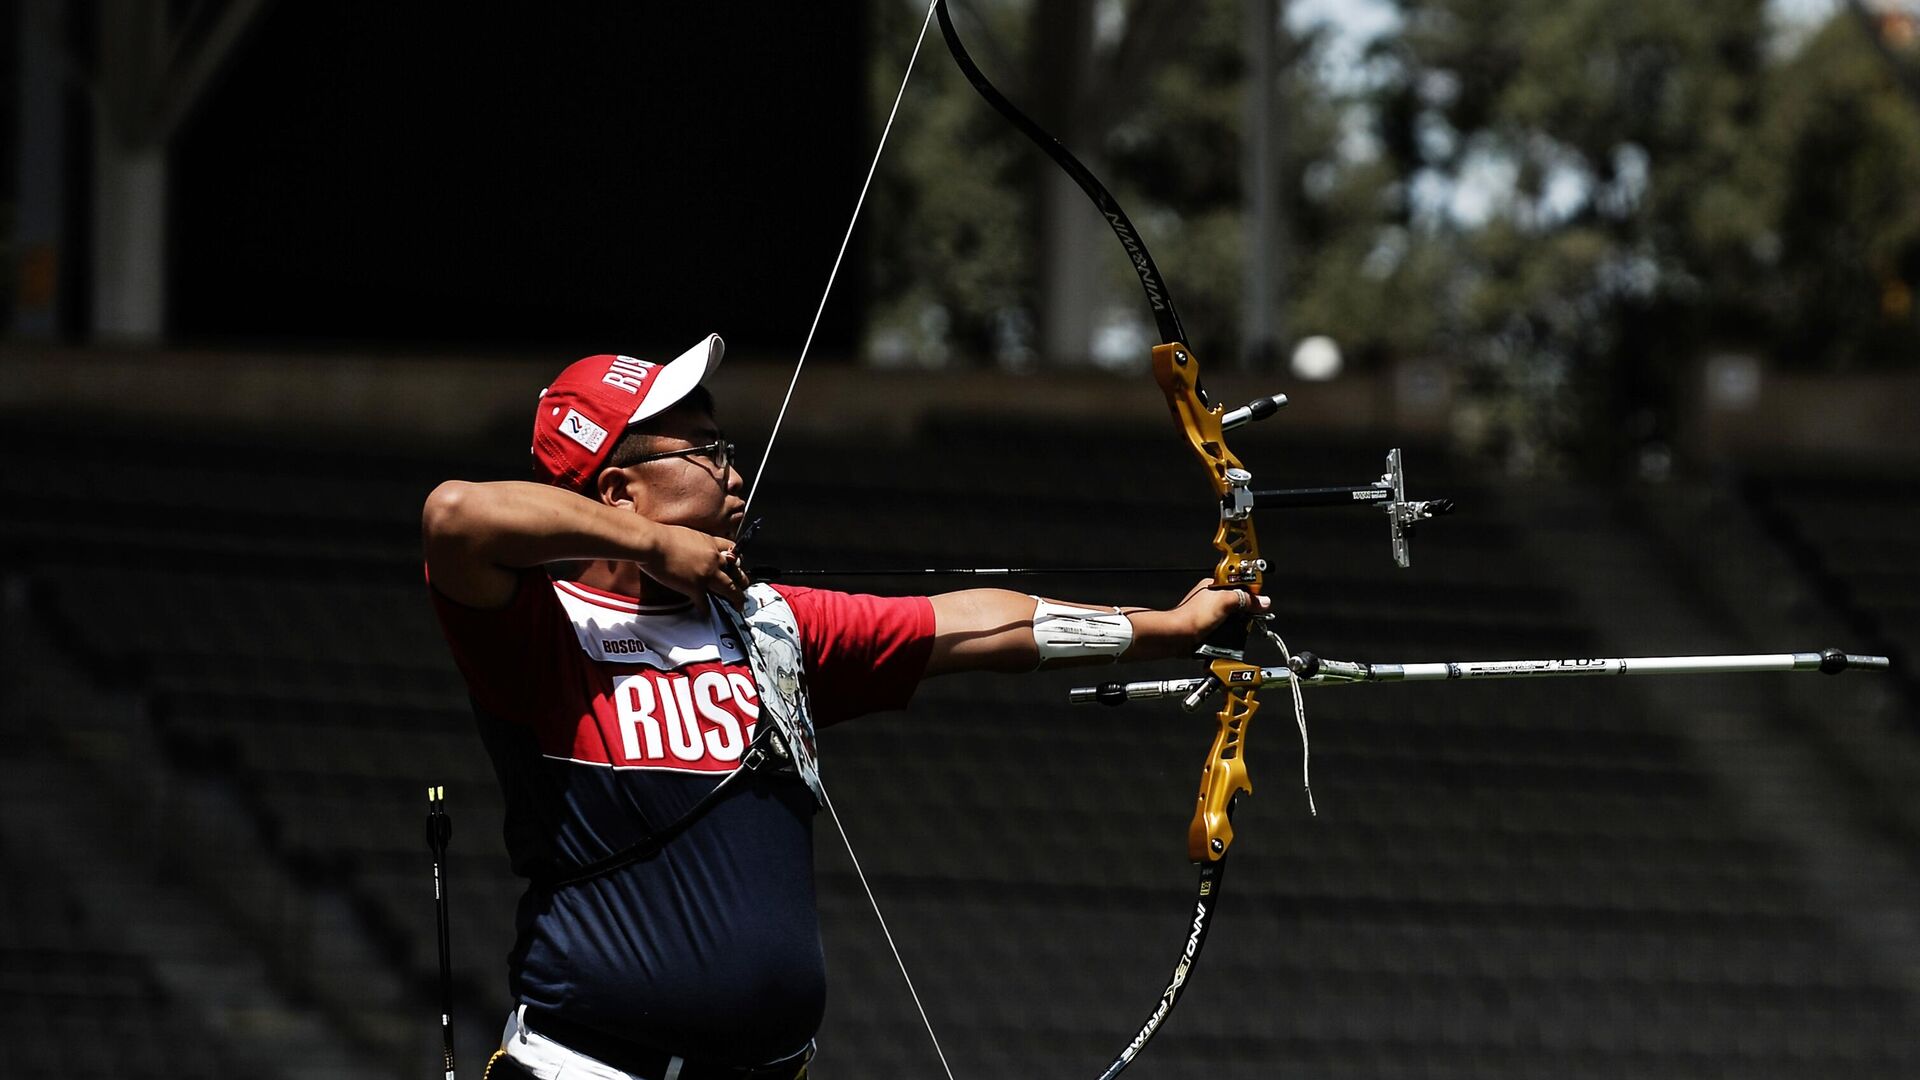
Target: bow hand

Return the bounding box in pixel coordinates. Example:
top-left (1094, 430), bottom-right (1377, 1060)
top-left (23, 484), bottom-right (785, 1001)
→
top-left (1162, 581), bottom-right (1272, 661)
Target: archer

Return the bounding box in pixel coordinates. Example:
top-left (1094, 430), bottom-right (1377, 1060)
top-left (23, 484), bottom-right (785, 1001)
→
top-left (420, 336), bottom-right (1261, 1080)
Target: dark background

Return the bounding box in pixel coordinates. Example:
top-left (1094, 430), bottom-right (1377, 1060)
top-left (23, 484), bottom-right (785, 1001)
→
top-left (168, 4), bottom-right (869, 355)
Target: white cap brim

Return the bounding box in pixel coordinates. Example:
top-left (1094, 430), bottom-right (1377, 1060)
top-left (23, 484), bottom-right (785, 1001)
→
top-left (627, 333), bottom-right (725, 424)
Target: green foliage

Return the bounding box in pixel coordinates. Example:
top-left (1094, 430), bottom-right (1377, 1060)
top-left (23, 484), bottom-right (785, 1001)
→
top-left (1753, 16), bottom-right (1920, 370)
top-left (1112, 1), bottom-right (1250, 357)
top-left (1340, 0), bottom-right (1919, 473)
top-left (1356, 0), bottom-right (1779, 471)
top-left (866, 0), bottom-right (1286, 365)
top-left (866, 0), bottom-right (1034, 365)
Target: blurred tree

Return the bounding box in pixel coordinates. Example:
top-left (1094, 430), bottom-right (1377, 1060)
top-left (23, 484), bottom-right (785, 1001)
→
top-left (863, 0), bottom-right (1920, 476)
top-left (1358, 0), bottom-right (1920, 475)
top-left (865, 0), bottom-right (1303, 370)
top-left (1846, 0), bottom-right (1920, 109)
top-left (1359, 0), bottom-right (1784, 475)
top-left (865, 0), bottom-right (1034, 369)
top-left (1757, 10), bottom-right (1920, 372)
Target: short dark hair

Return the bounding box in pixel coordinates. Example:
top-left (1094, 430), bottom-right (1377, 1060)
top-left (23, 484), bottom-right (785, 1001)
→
top-left (603, 384), bottom-right (717, 471)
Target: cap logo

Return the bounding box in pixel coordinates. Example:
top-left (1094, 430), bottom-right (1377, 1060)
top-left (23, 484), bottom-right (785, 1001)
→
top-left (601, 354), bottom-right (657, 395)
top-left (558, 408), bottom-right (609, 452)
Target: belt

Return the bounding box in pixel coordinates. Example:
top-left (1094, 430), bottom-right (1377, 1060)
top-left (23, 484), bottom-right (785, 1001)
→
top-left (521, 1007), bottom-right (812, 1080)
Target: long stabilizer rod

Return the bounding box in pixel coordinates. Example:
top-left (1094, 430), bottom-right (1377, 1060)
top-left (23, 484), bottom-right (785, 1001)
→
top-left (1072, 648), bottom-right (1892, 706)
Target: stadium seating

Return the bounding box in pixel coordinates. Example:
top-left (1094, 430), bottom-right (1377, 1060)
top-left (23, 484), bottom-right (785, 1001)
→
top-left (1, 408), bottom-right (1914, 1079)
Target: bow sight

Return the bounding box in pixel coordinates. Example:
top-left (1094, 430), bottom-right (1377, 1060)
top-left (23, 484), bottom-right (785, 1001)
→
top-left (1217, 393), bottom-right (1456, 568)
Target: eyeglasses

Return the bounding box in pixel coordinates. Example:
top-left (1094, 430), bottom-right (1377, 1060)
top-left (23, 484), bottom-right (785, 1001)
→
top-left (630, 439), bottom-right (736, 472)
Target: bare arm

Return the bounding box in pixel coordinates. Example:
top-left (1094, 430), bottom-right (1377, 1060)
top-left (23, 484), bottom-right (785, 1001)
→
top-left (420, 480), bottom-right (744, 608)
top-left (924, 584), bottom-right (1267, 677)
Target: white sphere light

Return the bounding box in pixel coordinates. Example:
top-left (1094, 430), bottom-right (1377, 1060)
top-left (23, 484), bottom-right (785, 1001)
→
top-left (1290, 335), bottom-right (1343, 382)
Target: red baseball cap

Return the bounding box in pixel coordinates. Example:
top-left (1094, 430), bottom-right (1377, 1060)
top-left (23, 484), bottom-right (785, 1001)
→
top-left (531, 333), bottom-right (725, 491)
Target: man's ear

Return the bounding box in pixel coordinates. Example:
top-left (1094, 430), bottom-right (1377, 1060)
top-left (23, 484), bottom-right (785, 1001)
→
top-left (596, 466), bottom-right (636, 508)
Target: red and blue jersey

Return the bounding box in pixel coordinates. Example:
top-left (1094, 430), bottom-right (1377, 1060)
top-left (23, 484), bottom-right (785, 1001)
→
top-left (430, 572), bottom-right (933, 1063)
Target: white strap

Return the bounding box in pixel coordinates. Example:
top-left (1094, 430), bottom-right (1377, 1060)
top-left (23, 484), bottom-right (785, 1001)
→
top-left (1032, 598), bottom-right (1134, 661)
